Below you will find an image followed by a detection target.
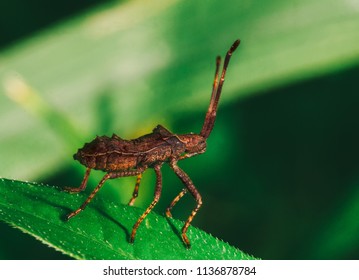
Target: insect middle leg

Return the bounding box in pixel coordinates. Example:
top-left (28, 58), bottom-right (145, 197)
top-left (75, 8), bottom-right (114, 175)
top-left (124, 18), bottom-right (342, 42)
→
top-left (169, 160), bottom-right (202, 248)
top-left (65, 169), bottom-right (144, 221)
top-left (130, 164), bottom-right (163, 243)
top-left (128, 174), bottom-right (142, 206)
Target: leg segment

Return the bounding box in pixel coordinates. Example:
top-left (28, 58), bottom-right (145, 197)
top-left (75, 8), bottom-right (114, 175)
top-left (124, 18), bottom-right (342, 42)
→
top-left (65, 173), bottom-right (110, 220)
top-left (128, 174), bottom-right (142, 206)
top-left (130, 164), bottom-right (163, 243)
top-left (64, 167), bottom-right (91, 193)
top-left (66, 169), bottom-right (145, 221)
top-left (169, 160), bottom-right (202, 248)
top-left (165, 188), bottom-right (188, 218)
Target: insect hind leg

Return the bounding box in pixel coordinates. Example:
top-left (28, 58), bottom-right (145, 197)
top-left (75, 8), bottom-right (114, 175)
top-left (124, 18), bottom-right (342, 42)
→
top-left (65, 172), bottom-right (110, 220)
top-left (65, 168), bottom-right (145, 221)
top-left (64, 167), bottom-right (91, 193)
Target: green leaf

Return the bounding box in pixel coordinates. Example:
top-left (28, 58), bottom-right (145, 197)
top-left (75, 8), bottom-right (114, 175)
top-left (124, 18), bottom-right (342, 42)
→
top-left (0, 178), bottom-right (257, 260)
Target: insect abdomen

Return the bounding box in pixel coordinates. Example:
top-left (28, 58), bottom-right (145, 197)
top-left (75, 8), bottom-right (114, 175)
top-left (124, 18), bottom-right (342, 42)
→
top-left (74, 135), bottom-right (138, 171)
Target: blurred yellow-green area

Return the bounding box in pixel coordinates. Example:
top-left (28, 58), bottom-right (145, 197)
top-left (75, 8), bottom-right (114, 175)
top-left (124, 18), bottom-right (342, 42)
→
top-left (1, 0), bottom-right (359, 259)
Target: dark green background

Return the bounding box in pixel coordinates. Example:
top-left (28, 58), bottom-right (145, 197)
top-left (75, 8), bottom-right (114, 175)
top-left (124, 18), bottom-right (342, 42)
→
top-left (0, 0), bottom-right (359, 259)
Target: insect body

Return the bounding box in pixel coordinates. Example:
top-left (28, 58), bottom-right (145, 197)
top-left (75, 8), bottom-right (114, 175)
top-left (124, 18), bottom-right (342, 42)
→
top-left (65, 39), bottom-right (240, 248)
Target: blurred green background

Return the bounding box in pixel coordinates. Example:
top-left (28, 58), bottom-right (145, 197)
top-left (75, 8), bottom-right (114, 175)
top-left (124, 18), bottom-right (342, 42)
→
top-left (1, 0), bottom-right (359, 259)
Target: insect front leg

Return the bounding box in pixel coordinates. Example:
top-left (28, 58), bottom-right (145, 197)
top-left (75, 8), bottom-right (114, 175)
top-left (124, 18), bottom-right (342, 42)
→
top-left (130, 164), bottom-right (163, 244)
top-left (65, 169), bottom-right (145, 221)
top-left (165, 188), bottom-right (187, 218)
top-left (169, 159), bottom-right (202, 249)
top-left (64, 167), bottom-right (91, 193)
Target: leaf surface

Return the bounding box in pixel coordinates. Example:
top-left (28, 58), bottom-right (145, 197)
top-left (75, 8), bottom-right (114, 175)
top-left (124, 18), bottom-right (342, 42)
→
top-left (0, 178), bottom-right (256, 260)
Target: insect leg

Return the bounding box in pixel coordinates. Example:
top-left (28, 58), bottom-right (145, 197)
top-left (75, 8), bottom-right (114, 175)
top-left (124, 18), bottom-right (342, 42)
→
top-left (166, 138), bottom-right (198, 215)
top-left (128, 174), bottom-right (142, 206)
top-left (165, 188), bottom-right (188, 218)
top-left (64, 167), bottom-right (91, 193)
top-left (169, 160), bottom-right (202, 248)
top-left (130, 164), bottom-right (162, 243)
top-left (66, 169), bottom-right (145, 221)
top-left (65, 173), bottom-right (110, 220)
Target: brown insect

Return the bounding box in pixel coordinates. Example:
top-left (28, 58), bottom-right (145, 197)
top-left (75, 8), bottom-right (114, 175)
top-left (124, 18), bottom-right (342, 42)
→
top-left (65, 39), bottom-right (240, 248)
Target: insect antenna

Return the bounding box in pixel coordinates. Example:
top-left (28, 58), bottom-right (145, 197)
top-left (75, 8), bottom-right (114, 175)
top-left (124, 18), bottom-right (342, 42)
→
top-left (200, 39), bottom-right (240, 139)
